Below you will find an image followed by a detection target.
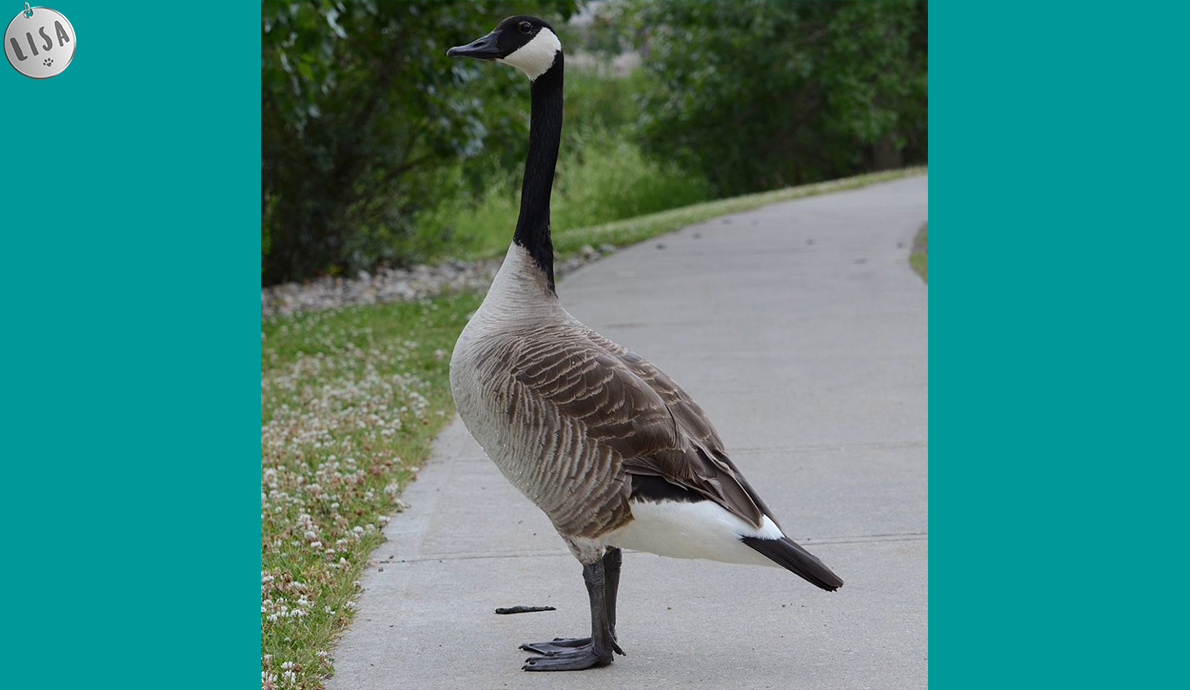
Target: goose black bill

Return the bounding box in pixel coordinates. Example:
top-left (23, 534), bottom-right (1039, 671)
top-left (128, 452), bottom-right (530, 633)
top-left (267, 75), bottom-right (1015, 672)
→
top-left (447, 31), bottom-right (502, 59)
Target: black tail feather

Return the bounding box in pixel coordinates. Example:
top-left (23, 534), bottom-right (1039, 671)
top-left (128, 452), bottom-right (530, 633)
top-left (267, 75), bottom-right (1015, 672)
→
top-left (742, 536), bottom-right (844, 591)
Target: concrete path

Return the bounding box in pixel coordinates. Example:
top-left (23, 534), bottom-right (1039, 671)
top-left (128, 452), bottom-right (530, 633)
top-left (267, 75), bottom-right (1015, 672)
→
top-left (328, 175), bottom-right (928, 689)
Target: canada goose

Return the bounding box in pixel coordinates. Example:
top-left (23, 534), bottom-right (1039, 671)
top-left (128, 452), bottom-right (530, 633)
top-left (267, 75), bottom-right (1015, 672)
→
top-left (447, 16), bottom-right (843, 672)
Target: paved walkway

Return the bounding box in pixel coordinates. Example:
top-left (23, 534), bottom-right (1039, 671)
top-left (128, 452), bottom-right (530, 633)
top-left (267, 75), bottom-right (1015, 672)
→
top-left (328, 175), bottom-right (929, 689)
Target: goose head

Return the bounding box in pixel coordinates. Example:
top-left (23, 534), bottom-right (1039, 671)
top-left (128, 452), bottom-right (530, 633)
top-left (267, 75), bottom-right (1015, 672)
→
top-left (447, 16), bottom-right (562, 81)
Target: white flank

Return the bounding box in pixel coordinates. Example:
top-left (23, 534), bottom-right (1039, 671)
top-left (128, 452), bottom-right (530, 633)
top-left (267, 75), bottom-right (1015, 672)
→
top-left (499, 28), bottom-right (561, 80)
top-left (605, 500), bottom-right (786, 568)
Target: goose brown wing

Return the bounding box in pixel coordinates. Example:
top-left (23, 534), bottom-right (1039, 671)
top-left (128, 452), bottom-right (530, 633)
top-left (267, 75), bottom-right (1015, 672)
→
top-left (509, 327), bottom-right (773, 534)
top-left (580, 329), bottom-right (779, 530)
top-left (506, 331), bottom-right (677, 537)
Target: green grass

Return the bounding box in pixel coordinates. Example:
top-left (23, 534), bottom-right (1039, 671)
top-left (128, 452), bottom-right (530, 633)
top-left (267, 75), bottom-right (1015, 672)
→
top-left (260, 292), bottom-right (482, 690)
top-left (260, 166), bottom-right (926, 687)
top-left (910, 221), bottom-right (928, 283)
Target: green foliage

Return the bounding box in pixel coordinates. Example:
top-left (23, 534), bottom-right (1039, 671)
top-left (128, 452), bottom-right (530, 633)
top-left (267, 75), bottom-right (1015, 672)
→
top-left (260, 0), bottom-right (929, 285)
top-left (412, 125), bottom-right (709, 261)
top-left (616, 0), bottom-right (928, 194)
top-left (261, 0), bottom-right (579, 283)
top-left (564, 66), bottom-right (648, 133)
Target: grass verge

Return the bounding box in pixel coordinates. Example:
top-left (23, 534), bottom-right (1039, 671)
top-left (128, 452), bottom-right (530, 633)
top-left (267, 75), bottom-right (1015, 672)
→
top-left (260, 166), bottom-right (925, 688)
top-left (261, 292), bottom-right (482, 690)
top-left (552, 166), bottom-right (927, 255)
top-left (910, 221), bottom-right (928, 282)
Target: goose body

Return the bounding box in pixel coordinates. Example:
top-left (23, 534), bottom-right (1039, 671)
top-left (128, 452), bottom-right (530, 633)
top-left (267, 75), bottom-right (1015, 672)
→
top-left (447, 16), bottom-right (841, 672)
top-left (453, 245), bottom-right (796, 569)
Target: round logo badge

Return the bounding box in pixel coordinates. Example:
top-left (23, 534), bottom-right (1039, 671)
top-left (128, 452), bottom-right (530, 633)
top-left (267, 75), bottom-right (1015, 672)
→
top-left (5, 5), bottom-right (76, 79)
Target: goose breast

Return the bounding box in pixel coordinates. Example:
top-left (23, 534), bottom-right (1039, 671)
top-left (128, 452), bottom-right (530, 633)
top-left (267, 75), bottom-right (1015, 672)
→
top-left (452, 321), bottom-right (639, 541)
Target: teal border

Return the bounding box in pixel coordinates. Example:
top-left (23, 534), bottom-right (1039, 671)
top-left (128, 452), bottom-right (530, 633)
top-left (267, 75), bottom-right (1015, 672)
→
top-left (935, 2), bottom-right (1184, 688)
top-left (1, 4), bottom-right (258, 688)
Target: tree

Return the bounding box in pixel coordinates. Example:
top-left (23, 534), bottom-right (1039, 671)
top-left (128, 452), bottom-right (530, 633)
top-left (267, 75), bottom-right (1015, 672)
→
top-left (616, 0), bottom-right (928, 195)
top-left (261, 0), bottom-right (578, 284)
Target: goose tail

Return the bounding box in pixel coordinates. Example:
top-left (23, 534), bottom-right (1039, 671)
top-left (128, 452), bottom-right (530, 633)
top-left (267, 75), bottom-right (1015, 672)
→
top-left (741, 536), bottom-right (844, 591)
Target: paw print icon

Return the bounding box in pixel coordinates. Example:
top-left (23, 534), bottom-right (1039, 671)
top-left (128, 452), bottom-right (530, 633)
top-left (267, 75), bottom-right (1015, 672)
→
top-left (43, 58), bottom-right (54, 67)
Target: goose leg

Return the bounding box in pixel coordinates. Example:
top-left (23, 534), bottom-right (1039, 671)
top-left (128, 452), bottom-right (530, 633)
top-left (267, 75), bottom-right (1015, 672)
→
top-left (522, 557), bottom-right (617, 671)
top-left (521, 548), bottom-right (624, 657)
top-left (604, 546), bottom-right (622, 633)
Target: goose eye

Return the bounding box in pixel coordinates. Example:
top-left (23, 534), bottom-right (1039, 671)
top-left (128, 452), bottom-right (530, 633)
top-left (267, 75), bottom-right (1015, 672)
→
top-left (518, 21), bottom-right (533, 34)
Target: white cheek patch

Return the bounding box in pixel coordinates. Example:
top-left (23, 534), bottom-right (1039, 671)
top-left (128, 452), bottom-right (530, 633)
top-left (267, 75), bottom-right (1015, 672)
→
top-left (499, 28), bottom-right (561, 80)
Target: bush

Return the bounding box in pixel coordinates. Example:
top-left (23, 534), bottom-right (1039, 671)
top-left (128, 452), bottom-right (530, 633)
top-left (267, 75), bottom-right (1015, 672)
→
top-left (261, 1), bottom-right (579, 284)
top-left (617, 0), bottom-right (928, 195)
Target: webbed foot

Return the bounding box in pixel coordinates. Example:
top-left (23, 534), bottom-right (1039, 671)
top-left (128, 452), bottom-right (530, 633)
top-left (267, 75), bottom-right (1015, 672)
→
top-left (523, 642), bottom-right (613, 671)
top-left (521, 636), bottom-right (624, 656)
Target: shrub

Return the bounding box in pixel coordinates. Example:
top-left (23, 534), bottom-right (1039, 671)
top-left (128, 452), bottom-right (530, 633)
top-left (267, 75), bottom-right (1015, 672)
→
top-left (260, 1), bottom-right (579, 284)
top-left (617, 0), bottom-right (929, 195)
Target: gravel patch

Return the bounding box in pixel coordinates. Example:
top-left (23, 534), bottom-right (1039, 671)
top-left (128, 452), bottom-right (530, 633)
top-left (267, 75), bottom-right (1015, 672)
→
top-left (262, 244), bottom-right (615, 318)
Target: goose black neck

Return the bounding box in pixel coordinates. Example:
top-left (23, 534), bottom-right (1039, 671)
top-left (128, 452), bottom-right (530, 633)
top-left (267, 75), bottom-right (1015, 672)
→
top-left (513, 53), bottom-right (563, 293)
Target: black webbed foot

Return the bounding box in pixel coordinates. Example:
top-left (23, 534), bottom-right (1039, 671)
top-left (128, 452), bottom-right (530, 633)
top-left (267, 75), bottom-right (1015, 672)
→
top-left (521, 636), bottom-right (624, 657)
top-left (521, 637), bottom-right (589, 655)
top-left (522, 642), bottom-right (612, 671)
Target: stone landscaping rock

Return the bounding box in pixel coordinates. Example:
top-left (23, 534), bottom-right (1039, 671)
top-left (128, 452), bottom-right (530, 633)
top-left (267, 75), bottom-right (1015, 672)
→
top-left (262, 249), bottom-right (612, 318)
